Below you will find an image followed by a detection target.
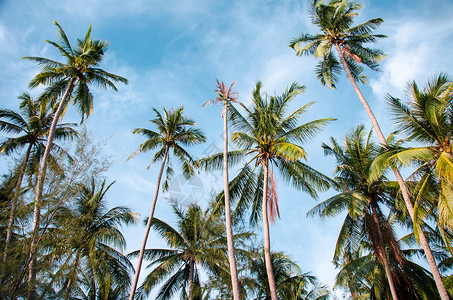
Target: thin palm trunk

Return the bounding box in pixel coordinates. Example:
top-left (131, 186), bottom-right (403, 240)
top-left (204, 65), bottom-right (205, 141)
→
top-left (189, 260), bottom-right (195, 300)
top-left (64, 251), bottom-right (82, 300)
top-left (369, 201), bottom-right (398, 300)
top-left (3, 143), bottom-right (32, 264)
top-left (89, 250), bottom-right (97, 299)
top-left (28, 78), bottom-right (76, 300)
top-left (129, 146), bottom-right (169, 300)
top-left (262, 160), bottom-right (278, 300)
top-left (222, 103), bottom-right (241, 300)
top-left (335, 43), bottom-right (449, 300)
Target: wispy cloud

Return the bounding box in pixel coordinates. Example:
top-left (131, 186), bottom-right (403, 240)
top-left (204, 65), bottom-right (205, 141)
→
top-left (370, 6), bottom-right (453, 100)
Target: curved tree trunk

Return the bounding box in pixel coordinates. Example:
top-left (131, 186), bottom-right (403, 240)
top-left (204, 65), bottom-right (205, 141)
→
top-left (3, 143), bottom-right (33, 264)
top-left (335, 43), bottom-right (449, 300)
top-left (129, 146), bottom-right (169, 300)
top-left (222, 102), bottom-right (241, 300)
top-left (369, 201), bottom-right (399, 300)
top-left (28, 78), bottom-right (76, 300)
top-left (262, 160), bottom-right (278, 300)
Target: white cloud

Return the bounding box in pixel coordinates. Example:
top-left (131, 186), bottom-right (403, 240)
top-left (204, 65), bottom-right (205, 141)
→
top-left (371, 17), bottom-right (453, 101)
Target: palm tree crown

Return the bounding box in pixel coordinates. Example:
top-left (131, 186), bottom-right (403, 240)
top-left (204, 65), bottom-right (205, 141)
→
top-left (24, 21), bottom-right (128, 120)
top-left (0, 93), bottom-right (76, 159)
top-left (229, 81), bottom-right (333, 219)
top-left (289, 0), bottom-right (386, 88)
top-left (130, 106), bottom-right (206, 189)
top-left (129, 202), bottom-right (230, 300)
top-left (251, 250), bottom-right (330, 300)
top-left (48, 178), bottom-right (137, 299)
top-left (385, 73), bottom-right (453, 182)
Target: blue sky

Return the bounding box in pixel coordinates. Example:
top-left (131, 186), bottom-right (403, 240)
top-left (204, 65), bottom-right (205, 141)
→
top-left (1, 0), bottom-right (453, 297)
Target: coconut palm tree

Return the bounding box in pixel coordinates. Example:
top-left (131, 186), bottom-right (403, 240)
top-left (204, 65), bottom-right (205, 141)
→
top-left (129, 202), bottom-right (238, 300)
top-left (198, 81), bottom-right (333, 300)
top-left (379, 74), bottom-right (453, 243)
top-left (334, 245), bottom-right (438, 299)
top-left (202, 79), bottom-right (241, 300)
top-left (42, 178), bottom-right (137, 299)
top-left (309, 126), bottom-right (400, 299)
top-left (309, 126), bottom-right (439, 299)
top-left (127, 106), bottom-right (206, 299)
top-left (24, 21), bottom-right (128, 298)
top-left (250, 250), bottom-right (330, 300)
top-left (0, 93), bottom-right (76, 265)
top-left (289, 1), bottom-right (448, 297)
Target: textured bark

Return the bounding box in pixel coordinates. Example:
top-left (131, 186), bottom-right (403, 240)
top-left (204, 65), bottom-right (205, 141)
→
top-left (335, 43), bottom-right (449, 300)
top-left (3, 144), bottom-right (32, 264)
top-left (28, 78), bottom-right (76, 300)
top-left (262, 160), bottom-right (278, 300)
top-left (222, 103), bottom-right (241, 300)
top-left (370, 201), bottom-right (399, 300)
top-left (129, 146), bottom-right (169, 300)
top-left (189, 260), bottom-right (194, 300)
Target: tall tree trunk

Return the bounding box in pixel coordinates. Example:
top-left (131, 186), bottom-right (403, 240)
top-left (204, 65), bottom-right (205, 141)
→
top-left (222, 102), bottom-right (241, 300)
top-left (262, 160), bottom-right (278, 300)
top-left (129, 146), bottom-right (169, 300)
top-left (189, 260), bottom-right (194, 300)
top-left (369, 201), bottom-right (399, 300)
top-left (3, 144), bottom-right (32, 264)
top-left (28, 78), bottom-right (76, 300)
top-left (335, 43), bottom-right (449, 300)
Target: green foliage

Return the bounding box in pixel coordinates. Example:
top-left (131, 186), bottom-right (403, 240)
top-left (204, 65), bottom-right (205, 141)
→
top-left (0, 93), bottom-right (77, 171)
top-left (310, 126), bottom-right (439, 299)
top-left (129, 201), bottom-right (251, 300)
top-left (375, 74), bottom-right (453, 251)
top-left (0, 129), bottom-right (132, 298)
top-left (250, 249), bottom-right (330, 300)
top-left (24, 21), bottom-right (128, 122)
top-left (290, 0), bottom-right (386, 88)
top-left (198, 81), bottom-right (334, 225)
top-left (129, 106), bottom-right (206, 191)
top-left (42, 178), bottom-right (138, 299)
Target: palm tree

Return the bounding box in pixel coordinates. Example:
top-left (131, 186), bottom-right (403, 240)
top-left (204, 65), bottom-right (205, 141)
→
top-left (0, 93), bottom-right (76, 265)
top-left (380, 74), bottom-right (453, 243)
top-left (250, 250), bottom-right (330, 300)
top-left (309, 126), bottom-right (438, 299)
top-left (198, 81), bottom-right (333, 300)
top-left (202, 79), bottom-right (241, 300)
top-left (289, 1), bottom-right (448, 297)
top-left (24, 20), bottom-right (128, 298)
top-left (43, 178), bottom-right (137, 299)
top-left (334, 246), bottom-right (438, 299)
top-left (129, 202), bottom-right (235, 300)
top-left (127, 106), bottom-right (206, 299)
